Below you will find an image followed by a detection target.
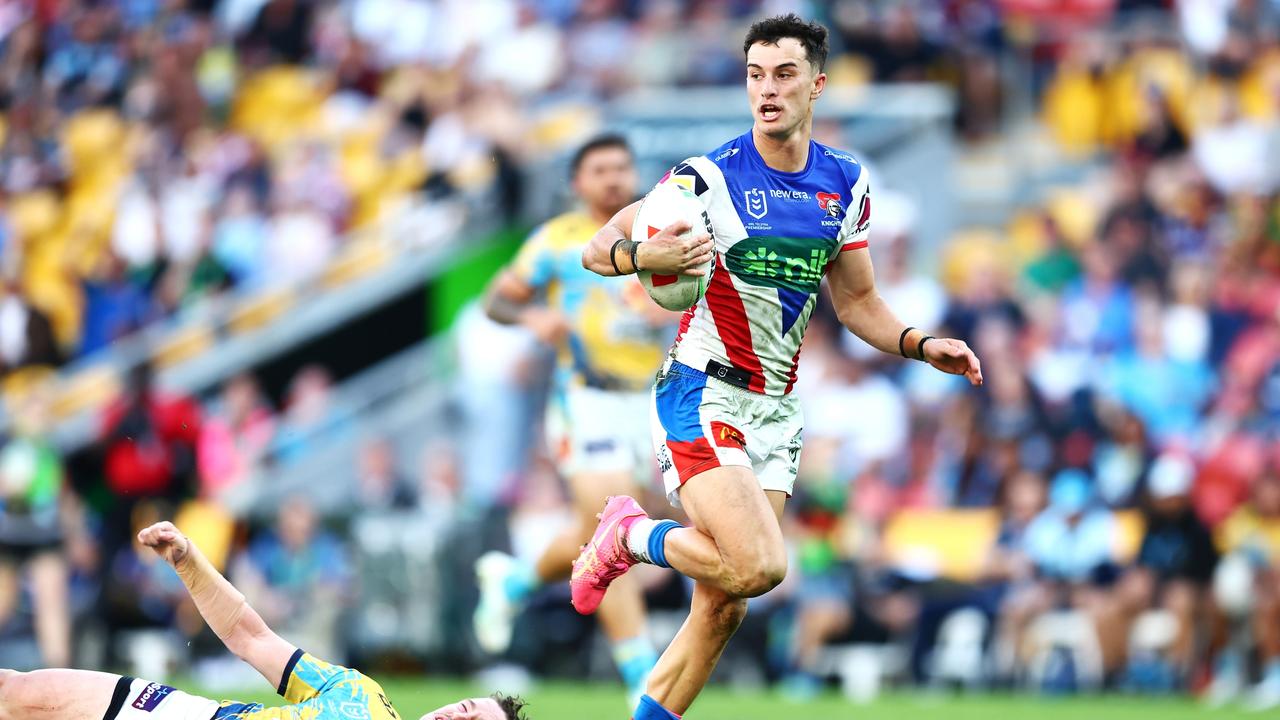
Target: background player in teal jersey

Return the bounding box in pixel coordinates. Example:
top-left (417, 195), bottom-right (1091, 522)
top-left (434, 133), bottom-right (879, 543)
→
top-left (0, 520), bottom-right (524, 720)
top-left (473, 135), bottom-right (670, 707)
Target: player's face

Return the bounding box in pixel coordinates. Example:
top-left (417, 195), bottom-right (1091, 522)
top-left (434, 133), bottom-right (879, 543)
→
top-left (573, 146), bottom-right (637, 216)
top-left (420, 697), bottom-right (505, 720)
top-left (746, 38), bottom-right (826, 139)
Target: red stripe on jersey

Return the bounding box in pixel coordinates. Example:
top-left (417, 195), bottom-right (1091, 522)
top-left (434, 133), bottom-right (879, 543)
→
top-left (675, 305), bottom-right (695, 344)
top-left (704, 256), bottom-right (766, 392)
top-left (784, 346), bottom-right (802, 394)
top-left (840, 239), bottom-right (869, 252)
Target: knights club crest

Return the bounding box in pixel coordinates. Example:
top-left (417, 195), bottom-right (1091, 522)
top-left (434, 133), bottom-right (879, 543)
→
top-left (744, 188), bottom-right (768, 219)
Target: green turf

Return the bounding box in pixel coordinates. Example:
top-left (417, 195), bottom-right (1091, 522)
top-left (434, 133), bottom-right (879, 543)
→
top-left (190, 678), bottom-right (1256, 719)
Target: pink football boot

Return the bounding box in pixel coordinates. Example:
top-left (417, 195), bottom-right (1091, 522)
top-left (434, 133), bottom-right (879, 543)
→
top-left (570, 495), bottom-right (647, 615)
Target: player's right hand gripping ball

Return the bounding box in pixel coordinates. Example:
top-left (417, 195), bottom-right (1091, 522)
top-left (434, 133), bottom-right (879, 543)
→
top-left (632, 181), bottom-right (715, 311)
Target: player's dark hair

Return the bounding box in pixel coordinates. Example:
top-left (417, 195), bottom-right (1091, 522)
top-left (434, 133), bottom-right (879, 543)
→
top-left (492, 692), bottom-right (529, 720)
top-left (570, 133), bottom-right (632, 177)
top-left (743, 14), bottom-right (829, 73)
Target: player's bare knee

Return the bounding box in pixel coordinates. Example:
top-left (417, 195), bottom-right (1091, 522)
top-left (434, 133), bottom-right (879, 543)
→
top-left (725, 553), bottom-right (787, 598)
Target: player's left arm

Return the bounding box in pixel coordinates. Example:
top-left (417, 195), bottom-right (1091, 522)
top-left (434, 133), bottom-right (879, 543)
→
top-left (138, 521), bottom-right (297, 691)
top-left (826, 247), bottom-right (983, 386)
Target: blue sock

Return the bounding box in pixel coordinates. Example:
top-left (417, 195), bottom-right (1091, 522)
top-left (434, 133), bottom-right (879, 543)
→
top-left (613, 636), bottom-right (658, 690)
top-left (502, 562), bottom-right (539, 603)
top-left (647, 520), bottom-right (680, 569)
top-left (633, 694), bottom-right (680, 720)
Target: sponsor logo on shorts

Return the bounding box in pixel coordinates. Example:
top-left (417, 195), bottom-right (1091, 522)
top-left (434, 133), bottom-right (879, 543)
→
top-left (584, 439), bottom-right (617, 455)
top-left (710, 421), bottom-right (746, 450)
top-left (132, 683), bottom-right (173, 712)
top-left (656, 444), bottom-right (674, 474)
top-left (786, 433), bottom-right (803, 464)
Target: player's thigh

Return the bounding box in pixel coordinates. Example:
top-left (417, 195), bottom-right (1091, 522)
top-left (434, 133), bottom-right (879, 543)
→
top-left (567, 469), bottom-right (636, 520)
top-left (678, 465), bottom-right (786, 571)
top-left (0, 669), bottom-right (121, 720)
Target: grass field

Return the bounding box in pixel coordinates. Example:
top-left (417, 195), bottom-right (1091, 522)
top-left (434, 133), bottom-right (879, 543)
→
top-left (191, 679), bottom-right (1259, 719)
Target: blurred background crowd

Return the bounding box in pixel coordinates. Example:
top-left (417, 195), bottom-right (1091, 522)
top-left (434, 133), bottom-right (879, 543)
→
top-left (3, 0), bottom-right (1280, 710)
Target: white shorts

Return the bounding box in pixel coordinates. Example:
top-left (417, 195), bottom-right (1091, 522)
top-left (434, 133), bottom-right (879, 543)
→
top-left (105, 678), bottom-right (219, 720)
top-left (546, 386), bottom-right (654, 483)
top-left (650, 360), bottom-right (804, 507)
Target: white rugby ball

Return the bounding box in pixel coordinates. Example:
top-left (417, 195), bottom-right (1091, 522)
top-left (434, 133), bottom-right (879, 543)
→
top-left (631, 180), bottom-right (714, 311)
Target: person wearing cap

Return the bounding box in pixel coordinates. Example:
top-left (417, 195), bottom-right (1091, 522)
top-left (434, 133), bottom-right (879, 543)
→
top-left (1021, 469), bottom-right (1124, 675)
top-left (1114, 453), bottom-right (1218, 690)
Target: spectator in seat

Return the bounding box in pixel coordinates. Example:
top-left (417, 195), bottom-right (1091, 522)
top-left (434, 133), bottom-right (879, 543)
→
top-left (1208, 468), bottom-right (1280, 709)
top-left (97, 362), bottom-right (201, 582)
top-left (235, 495), bottom-right (350, 662)
top-left (0, 386), bottom-right (70, 667)
top-left (1022, 469), bottom-right (1121, 674)
top-left (1114, 453), bottom-right (1218, 690)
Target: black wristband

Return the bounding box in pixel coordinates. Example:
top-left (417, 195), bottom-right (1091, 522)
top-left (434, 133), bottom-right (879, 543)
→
top-left (629, 240), bottom-right (641, 272)
top-left (609, 238), bottom-right (626, 275)
top-left (898, 326), bottom-right (915, 358)
top-left (917, 335), bottom-right (935, 361)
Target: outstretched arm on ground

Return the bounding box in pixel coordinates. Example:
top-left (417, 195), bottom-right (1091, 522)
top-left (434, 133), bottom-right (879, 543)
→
top-left (826, 247), bottom-right (983, 386)
top-left (138, 522), bottom-right (297, 689)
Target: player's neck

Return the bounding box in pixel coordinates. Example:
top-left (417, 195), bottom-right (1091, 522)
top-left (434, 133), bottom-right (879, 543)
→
top-left (751, 122), bottom-right (812, 173)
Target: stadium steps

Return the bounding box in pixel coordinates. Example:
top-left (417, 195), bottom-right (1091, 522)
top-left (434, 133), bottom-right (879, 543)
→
top-left (14, 198), bottom-right (488, 453)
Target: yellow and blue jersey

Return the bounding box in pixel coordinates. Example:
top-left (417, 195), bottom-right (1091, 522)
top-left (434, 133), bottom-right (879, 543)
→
top-left (213, 650), bottom-right (401, 720)
top-left (511, 211), bottom-right (672, 392)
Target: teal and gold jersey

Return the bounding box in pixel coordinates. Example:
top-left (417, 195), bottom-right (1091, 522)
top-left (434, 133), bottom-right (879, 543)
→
top-left (212, 651), bottom-right (401, 720)
top-left (512, 211), bottom-right (672, 392)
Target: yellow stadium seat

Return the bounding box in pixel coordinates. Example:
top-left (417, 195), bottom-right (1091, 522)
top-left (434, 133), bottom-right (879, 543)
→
top-left (1043, 67), bottom-right (1105, 154)
top-left (882, 509), bottom-right (1001, 582)
top-left (10, 190), bottom-right (62, 245)
top-left (226, 288), bottom-right (294, 335)
top-left (174, 500), bottom-right (236, 571)
top-left (1113, 510), bottom-right (1145, 563)
top-left (230, 66), bottom-right (325, 148)
top-left (1044, 188), bottom-right (1098, 248)
top-left (153, 323), bottom-right (216, 369)
top-left (50, 365), bottom-right (120, 420)
top-left (320, 240), bottom-right (391, 289)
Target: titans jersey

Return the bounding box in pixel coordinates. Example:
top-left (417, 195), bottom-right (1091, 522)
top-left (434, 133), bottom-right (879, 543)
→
top-left (659, 131), bottom-right (871, 396)
top-left (212, 651), bottom-right (401, 720)
top-left (512, 211), bottom-right (671, 392)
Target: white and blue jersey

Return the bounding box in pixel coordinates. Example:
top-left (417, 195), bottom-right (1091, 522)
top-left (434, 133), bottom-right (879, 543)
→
top-left (656, 130), bottom-right (871, 396)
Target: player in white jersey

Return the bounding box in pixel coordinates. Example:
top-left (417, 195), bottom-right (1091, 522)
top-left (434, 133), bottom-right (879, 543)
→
top-left (570, 14), bottom-right (983, 720)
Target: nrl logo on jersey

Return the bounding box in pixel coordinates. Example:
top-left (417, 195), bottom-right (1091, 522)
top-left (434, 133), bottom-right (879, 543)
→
top-left (744, 188), bottom-right (768, 219)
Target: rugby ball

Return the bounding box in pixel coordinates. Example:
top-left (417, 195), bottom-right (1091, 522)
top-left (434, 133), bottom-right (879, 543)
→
top-left (631, 181), bottom-right (714, 311)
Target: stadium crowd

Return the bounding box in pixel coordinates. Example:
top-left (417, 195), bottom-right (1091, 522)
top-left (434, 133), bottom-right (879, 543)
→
top-left (4, 0), bottom-right (1280, 710)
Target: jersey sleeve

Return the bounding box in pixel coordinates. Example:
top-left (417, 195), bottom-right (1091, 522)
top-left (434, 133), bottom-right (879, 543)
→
top-left (277, 650), bottom-right (348, 702)
top-left (837, 167), bottom-right (871, 252)
top-left (509, 224), bottom-right (556, 289)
